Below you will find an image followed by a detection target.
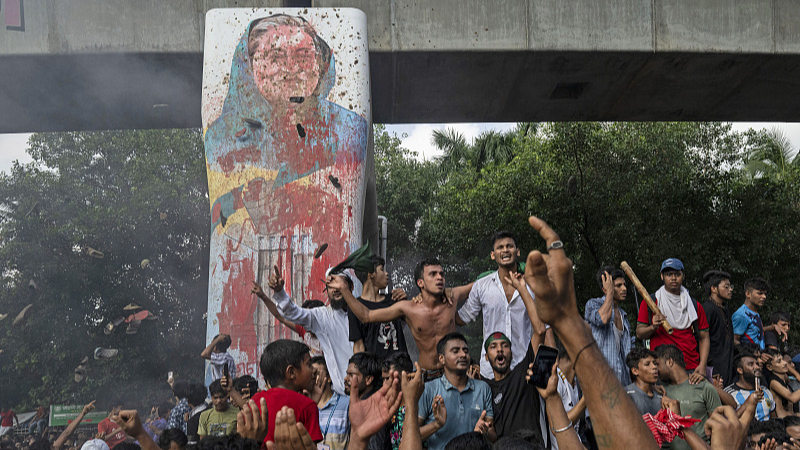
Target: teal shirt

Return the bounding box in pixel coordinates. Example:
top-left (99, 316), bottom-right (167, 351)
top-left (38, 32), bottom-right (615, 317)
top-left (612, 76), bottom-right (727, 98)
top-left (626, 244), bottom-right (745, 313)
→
top-left (418, 375), bottom-right (493, 450)
top-left (663, 380), bottom-right (722, 450)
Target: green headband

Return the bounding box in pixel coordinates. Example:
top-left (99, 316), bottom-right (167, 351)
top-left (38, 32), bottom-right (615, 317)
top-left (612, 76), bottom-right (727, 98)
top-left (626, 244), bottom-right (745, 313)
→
top-left (484, 332), bottom-right (511, 351)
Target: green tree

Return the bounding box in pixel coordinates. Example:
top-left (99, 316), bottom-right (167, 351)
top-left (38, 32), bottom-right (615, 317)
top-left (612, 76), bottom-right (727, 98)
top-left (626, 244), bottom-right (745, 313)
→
top-left (0, 129), bottom-right (208, 410)
top-left (746, 127), bottom-right (800, 181)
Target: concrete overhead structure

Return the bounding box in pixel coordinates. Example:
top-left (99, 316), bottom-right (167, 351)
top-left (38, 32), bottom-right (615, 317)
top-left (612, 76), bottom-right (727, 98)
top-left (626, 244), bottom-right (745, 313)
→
top-left (2, 0), bottom-right (800, 133)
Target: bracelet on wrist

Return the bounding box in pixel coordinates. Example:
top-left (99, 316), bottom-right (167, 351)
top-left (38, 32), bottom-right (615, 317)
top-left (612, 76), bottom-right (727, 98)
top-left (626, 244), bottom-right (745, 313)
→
top-left (553, 422), bottom-right (573, 433)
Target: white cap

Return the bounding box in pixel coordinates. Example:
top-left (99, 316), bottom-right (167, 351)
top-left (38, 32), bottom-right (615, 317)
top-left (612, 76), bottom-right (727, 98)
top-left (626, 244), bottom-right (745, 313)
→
top-left (81, 439), bottom-right (110, 450)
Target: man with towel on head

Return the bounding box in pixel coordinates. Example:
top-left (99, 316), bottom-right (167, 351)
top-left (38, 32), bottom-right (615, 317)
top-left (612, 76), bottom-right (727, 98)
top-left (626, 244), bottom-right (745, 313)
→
top-left (636, 258), bottom-right (711, 385)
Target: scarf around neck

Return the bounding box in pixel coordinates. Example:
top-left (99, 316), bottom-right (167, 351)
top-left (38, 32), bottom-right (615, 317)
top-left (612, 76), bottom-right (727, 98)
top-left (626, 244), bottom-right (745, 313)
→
top-left (655, 285), bottom-right (697, 330)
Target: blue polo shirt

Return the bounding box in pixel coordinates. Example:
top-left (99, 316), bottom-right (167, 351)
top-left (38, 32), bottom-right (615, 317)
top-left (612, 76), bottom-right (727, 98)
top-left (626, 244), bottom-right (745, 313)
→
top-left (418, 375), bottom-right (493, 450)
top-left (732, 304), bottom-right (765, 349)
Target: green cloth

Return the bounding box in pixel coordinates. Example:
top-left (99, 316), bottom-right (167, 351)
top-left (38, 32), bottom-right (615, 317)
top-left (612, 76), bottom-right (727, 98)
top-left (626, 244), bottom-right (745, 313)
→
top-left (662, 380), bottom-right (722, 450)
top-left (197, 406), bottom-right (239, 437)
top-left (329, 242), bottom-right (375, 275)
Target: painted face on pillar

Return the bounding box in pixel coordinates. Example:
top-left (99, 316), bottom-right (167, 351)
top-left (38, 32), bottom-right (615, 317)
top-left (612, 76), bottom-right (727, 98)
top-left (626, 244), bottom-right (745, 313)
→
top-left (250, 24), bottom-right (321, 106)
top-left (660, 270), bottom-right (684, 294)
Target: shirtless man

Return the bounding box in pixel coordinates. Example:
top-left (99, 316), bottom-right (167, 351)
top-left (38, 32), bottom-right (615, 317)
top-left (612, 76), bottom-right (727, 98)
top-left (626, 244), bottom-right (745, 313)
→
top-left (327, 258), bottom-right (473, 380)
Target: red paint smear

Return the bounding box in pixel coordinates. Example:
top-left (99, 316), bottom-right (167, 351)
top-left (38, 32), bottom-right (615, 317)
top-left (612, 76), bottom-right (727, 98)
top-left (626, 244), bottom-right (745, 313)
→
top-left (217, 143), bottom-right (262, 173)
top-left (216, 242), bottom-right (258, 363)
top-left (273, 114), bottom-right (338, 176)
top-left (211, 202), bottom-right (222, 222)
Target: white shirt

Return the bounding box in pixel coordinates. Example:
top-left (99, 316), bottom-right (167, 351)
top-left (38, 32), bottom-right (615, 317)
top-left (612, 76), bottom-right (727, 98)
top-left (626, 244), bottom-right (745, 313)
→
top-left (457, 271), bottom-right (534, 379)
top-left (274, 289), bottom-right (353, 395)
top-left (549, 367), bottom-right (581, 450)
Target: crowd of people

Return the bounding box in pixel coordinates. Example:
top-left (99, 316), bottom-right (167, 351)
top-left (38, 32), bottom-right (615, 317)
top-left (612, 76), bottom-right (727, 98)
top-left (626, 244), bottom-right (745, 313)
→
top-left (2, 217), bottom-right (798, 450)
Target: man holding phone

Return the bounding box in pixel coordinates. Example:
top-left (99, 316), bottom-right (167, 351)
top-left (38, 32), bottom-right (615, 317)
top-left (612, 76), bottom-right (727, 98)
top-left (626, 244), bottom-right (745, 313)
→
top-left (723, 352), bottom-right (775, 421)
top-left (484, 270), bottom-right (548, 444)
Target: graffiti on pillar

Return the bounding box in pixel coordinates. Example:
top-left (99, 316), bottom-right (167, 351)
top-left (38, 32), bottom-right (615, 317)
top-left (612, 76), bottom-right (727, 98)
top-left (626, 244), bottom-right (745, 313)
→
top-left (201, 8), bottom-right (371, 384)
top-left (4, 0), bottom-right (25, 30)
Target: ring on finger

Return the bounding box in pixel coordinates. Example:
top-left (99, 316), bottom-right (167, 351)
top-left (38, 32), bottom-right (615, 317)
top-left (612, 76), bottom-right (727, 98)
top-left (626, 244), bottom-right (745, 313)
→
top-left (547, 240), bottom-right (564, 251)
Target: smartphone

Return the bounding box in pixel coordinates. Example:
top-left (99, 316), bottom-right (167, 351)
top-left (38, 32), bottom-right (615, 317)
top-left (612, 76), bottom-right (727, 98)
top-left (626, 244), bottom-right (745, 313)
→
top-left (755, 377), bottom-right (761, 391)
top-left (167, 371), bottom-right (173, 383)
top-left (529, 345), bottom-right (559, 389)
top-left (223, 364), bottom-right (229, 378)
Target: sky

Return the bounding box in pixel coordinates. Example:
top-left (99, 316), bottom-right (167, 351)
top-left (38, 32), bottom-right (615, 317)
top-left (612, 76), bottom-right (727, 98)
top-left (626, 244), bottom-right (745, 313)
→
top-left (1, 122), bottom-right (799, 172)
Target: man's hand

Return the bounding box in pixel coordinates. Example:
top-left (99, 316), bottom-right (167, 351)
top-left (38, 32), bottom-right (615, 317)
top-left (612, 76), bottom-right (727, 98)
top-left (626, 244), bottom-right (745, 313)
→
top-left (391, 289), bottom-right (408, 301)
top-left (689, 366), bottom-right (707, 385)
top-left (82, 401), bottom-right (96, 416)
top-left (325, 275), bottom-right (351, 293)
top-left (350, 370), bottom-right (403, 442)
top-left (522, 216), bottom-right (580, 327)
top-left (237, 398), bottom-right (268, 442)
top-left (266, 407), bottom-right (316, 450)
top-left (531, 363), bottom-right (559, 399)
top-left (776, 323), bottom-right (789, 342)
top-left (251, 282), bottom-right (266, 299)
top-left (503, 271), bottom-right (526, 293)
top-left (661, 396), bottom-right (681, 415)
top-left (652, 313), bottom-right (666, 328)
top-left (268, 265), bottom-right (285, 293)
top-left (467, 364), bottom-right (480, 379)
top-left (473, 411), bottom-right (491, 434)
top-left (432, 395), bottom-right (447, 429)
top-left (401, 363), bottom-right (424, 405)
top-left (601, 271), bottom-right (614, 297)
top-left (703, 406), bottom-right (748, 450)
top-left (220, 375), bottom-right (232, 393)
top-left (111, 410), bottom-right (145, 439)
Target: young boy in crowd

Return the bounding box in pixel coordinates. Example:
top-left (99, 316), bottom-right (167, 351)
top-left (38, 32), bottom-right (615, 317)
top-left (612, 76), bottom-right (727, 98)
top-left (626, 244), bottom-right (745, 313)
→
top-left (251, 339), bottom-right (322, 444)
top-left (197, 380), bottom-right (239, 439)
top-left (625, 347), bottom-right (663, 416)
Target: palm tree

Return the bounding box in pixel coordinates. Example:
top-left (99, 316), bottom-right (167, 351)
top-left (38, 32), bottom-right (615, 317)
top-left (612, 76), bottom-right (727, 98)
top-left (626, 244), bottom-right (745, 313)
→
top-left (746, 127), bottom-right (800, 181)
top-left (432, 123), bottom-right (536, 174)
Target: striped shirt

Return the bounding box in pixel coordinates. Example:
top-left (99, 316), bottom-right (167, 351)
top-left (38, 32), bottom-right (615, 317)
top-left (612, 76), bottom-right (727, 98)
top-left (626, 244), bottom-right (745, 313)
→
top-left (724, 384), bottom-right (775, 421)
top-left (584, 296), bottom-right (632, 385)
top-left (318, 392), bottom-right (350, 450)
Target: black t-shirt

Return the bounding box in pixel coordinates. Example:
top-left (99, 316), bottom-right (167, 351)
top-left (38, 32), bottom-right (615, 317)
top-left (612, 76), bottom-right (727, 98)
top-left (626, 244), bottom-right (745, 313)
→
top-left (186, 404), bottom-right (210, 444)
top-left (348, 296), bottom-right (408, 359)
top-left (703, 299), bottom-right (735, 385)
top-left (765, 330), bottom-right (781, 350)
top-left (484, 343), bottom-right (545, 445)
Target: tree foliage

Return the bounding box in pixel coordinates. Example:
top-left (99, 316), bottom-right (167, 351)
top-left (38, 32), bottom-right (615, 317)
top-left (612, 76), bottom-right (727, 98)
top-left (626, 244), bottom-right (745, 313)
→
top-left (378, 122), bottom-right (800, 345)
top-left (0, 129), bottom-right (209, 410)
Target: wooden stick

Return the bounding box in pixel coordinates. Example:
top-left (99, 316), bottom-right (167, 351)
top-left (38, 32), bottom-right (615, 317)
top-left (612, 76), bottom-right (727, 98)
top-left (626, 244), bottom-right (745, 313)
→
top-left (620, 261), bottom-right (673, 334)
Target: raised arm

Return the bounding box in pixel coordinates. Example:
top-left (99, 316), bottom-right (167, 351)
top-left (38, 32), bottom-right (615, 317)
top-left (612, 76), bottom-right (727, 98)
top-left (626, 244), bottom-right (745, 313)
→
top-left (533, 364), bottom-right (587, 450)
top-left (200, 335), bottom-right (224, 360)
top-left (400, 364), bottom-right (425, 450)
top-left (268, 266), bottom-right (315, 330)
top-left (113, 410), bottom-right (160, 450)
top-left (54, 401), bottom-right (96, 450)
top-left (326, 275), bottom-right (405, 324)
top-left (594, 272), bottom-right (615, 325)
top-left (251, 281), bottom-right (296, 330)
top-left (523, 216), bottom-right (658, 450)
top-left (504, 272), bottom-right (547, 347)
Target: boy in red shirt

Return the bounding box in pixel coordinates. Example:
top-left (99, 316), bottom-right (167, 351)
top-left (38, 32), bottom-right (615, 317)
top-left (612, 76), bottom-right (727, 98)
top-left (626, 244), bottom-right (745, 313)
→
top-left (636, 258), bottom-right (711, 385)
top-left (251, 339), bottom-right (322, 444)
top-left (98, 401), bottom-right (128, 449)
